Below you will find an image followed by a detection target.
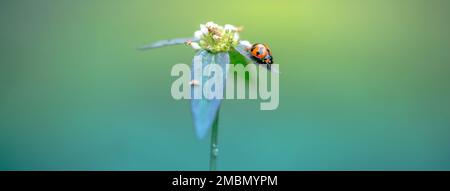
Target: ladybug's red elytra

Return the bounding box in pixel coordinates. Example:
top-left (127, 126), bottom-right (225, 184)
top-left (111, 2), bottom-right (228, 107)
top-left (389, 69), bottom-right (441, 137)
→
top-left (249, 43), bottom-right (273, 69)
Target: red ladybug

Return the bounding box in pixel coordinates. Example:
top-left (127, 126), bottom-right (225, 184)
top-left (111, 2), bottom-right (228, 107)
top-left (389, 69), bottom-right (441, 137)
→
top-left (249, 43), bottom-right (273, 69)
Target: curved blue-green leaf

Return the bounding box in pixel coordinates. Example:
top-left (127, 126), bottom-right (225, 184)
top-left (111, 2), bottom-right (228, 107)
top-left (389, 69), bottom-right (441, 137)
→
top-left (234, 42), bottom-right (280, 74)
top-left (191, 50), bottom-right (230, 139)
top-left (139, 37), bottom-right (198, 50)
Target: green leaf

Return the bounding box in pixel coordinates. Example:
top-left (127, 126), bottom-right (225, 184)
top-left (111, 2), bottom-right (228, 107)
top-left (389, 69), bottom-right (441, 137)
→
top-left (229, 49), bottom-right (249, 66)
top-left (229, 49), bottom-right (251, 81)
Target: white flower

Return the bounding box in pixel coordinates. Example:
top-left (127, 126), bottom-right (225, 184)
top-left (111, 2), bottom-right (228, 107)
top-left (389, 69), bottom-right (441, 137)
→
top-left (200, 24), bottom-right (208, 35)
top-left (206, 21), bottom-right (223, 32)
top-left (206, 21), bottom-right (218, 28)
top-left (186, 41), bottom-right (201, 50)
top-left (194, 30), bottom-right (203, 40)
top-left (233, 33), bottom-right (240, 41)
top-left (239, 40), bottom-right (252, 48)
top-left (224, 24), bottom-right (237, 32)
top-left (193, 22), bottom-right (242, 52)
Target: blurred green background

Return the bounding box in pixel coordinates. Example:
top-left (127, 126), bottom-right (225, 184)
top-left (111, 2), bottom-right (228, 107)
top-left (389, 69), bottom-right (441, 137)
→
top-left (1, 0), bottom-right (450, 170)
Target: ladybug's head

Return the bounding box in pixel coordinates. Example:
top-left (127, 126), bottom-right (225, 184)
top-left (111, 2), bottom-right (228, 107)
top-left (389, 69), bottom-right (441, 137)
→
top-left (264, 55), bottom-right (273, 65)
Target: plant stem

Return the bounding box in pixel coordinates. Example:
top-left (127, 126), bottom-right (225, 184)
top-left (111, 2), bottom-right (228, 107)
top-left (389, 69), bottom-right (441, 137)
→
top-left (209, 112), bottom-right (220, 171)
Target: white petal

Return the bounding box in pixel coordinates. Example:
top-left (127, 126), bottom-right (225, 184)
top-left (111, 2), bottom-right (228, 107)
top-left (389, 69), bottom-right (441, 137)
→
top-left (194, 30), bottom-right (203, 40)
top-left (206, 21), bottom-right (217, 28)
top-left (233, 33), bottom-right (240, 41)
top-left (224, 24), bottom-right (237, 31)
top-left (190, 42), bottom-right (201, 50)
top-left (200, 24), bottom-right (208, 34)
top-left (239, 40), bottom-right (252, 48)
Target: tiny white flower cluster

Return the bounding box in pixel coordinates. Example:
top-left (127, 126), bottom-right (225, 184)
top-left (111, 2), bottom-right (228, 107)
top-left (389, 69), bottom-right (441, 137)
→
top-left (189, 22), bottom-right (241, 53)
